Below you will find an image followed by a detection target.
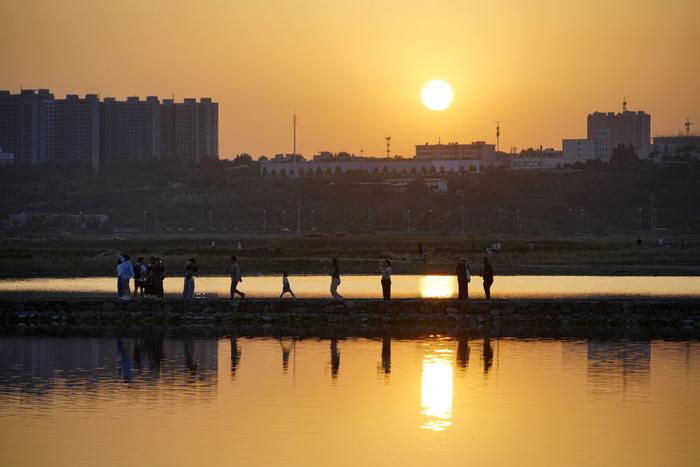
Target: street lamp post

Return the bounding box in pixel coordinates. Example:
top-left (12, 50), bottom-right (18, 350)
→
top-left (368, 208), bottom-right (372, 231)
top-left (498, 208), bottom-right (502, 225)
top-left (143, 211), bottom-right (147, 232)
top-left (428, 209), bottom-right (433, 233)
top-left (580, 208), bottom-right (584, 230)
top-left (208, 210), bottom-right (212, 230)
top-left (406, 209), bottom-right (411, 231)
top-left (516, 208), bottom-right (520, 228)
top-left (263, 210), bottom-right (267, 233)
top-left (460, 192), bottom-right (464, 235)
top-left (282, 210), bottom-right (286, 229)
top-left (310, 209), bottom-right (315, 231)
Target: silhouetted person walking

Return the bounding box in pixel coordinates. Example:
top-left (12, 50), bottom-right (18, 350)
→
top-left (183, 258), bottom-right (197, 300)
top-left (279, 271), bottom-right (296, 299)
top-left (229, 256), bottom-right (245, 299)
top-left (482, 257), bottom-right (494, 300)
top-left (330, 258), bottom-right (343, 300)
top-left (455, 258), bottom-right (471, 300)
top-left (381, 260), bottom-right (392, 300)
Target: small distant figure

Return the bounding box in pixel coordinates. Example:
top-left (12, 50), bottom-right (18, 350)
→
top-left (237, 241), bottom-right (243, 251)
top-left (455, 258), bottom-right (471, 300)
top-left (657, 237), bottom-right (665, 247)
top-left (636, 237), bottom-right (642, 248)
top-left (330, 258), bottom-right (343, 300)
top-left (279, 271), bottom-right (296, 299)
top-left (183, 258), bottom-right (197, 300)
top-left (211, 240), bottom-right (216, 249)
top-left (380, 260), bottom-right (392, 300)
top-left (416, 242), bottom-right (428, 262)
top-left (133, 257), bottom-right (147, 298)
top-left (229, 256), bottom-right (245, 299)
top-left (116, 254), bottom-right (134, 300)
top-left (528, 241), bottom-right (535, 252)
top-left (482, 257), bottom-right (494, 300)
top-left (680, 239), bottom-right (685, 249)
top-left (153, 257), bottom-right (166, 299)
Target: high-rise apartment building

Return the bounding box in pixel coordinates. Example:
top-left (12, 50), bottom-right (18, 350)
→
top-left (101, 96), bottom-right (160, 163)
top-left (587, 110), bottom-right (651, 161)
top-left (0, 89), bottom-right (218, 169)
top-left (47, 94), bottom-right (101, 171)
top-left (0, 89), bottom-right (54, 166)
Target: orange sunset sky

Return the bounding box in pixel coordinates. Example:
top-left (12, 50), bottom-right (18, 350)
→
top-left (1, 0), bottom-right (698, 158)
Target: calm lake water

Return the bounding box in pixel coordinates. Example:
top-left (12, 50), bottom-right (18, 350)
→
top-left (0, 335), bottom-right (698, 466)
top-left (1, 274), bottom-right (700, 299)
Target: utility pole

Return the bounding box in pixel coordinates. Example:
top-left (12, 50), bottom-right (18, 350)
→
top-left (297, 195), bottom-right (301, 237)
top-left (650, 192), bottom-right (655, 230)
top-left (460, 192), bottom-right (464, 235)
top-left (292, 114), bottom-right (297, 178)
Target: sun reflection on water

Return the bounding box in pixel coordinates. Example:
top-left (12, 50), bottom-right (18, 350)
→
top-left (418, 275), bottom-right (455, 298)
top-left (420, 341), bottom-right (454, 432)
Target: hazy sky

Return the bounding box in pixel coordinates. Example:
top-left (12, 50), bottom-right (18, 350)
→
top-left (1, 0), bottom-right (698, 158)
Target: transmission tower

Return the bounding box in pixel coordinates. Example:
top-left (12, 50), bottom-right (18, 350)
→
top-left (685, 118), bottom-right (695, 136)
top-left (385, 136), bottom-right (391, 158)
top-left (493, 121), bottom-right (503, 152)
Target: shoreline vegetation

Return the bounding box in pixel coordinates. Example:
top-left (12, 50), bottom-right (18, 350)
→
top-left (0, 234), bottom-right (698, 279)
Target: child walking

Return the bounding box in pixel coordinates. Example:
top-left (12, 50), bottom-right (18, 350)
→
top-left (279, 271), bottom-right (297, 299)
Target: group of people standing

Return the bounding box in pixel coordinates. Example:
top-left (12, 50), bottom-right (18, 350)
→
top-left (116, 254), bottom-right (494, 301)
top-left (116, 255), bottom-right (166, 300)
top-left (454, 257), bottom-right (494, 300)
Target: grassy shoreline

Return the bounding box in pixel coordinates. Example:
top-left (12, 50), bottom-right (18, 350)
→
top-left (0, 233), bottom-right (698, 278)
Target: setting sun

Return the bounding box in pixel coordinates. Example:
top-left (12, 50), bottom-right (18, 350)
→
top-left (421, 80), bottom-right (453, 111)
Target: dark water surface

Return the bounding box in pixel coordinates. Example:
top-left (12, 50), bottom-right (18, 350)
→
top-left (0, 334), bottom-right (698, 466)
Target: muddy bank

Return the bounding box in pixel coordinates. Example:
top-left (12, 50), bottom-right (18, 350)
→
top-left (1, 298), bottom-right (699, 338)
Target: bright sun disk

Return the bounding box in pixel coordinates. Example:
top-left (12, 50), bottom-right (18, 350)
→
top-left (421, 80), bottom-right (453, 111)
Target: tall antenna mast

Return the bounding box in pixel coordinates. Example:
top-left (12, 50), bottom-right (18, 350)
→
top-left (685, 117), bottom-right (695, 136)
top-left (622, 98), bottom-right (627, 112)
top-left (385, 136), bottom-right (391, 158)
top-left (493, 121), bottom-right (503, 152)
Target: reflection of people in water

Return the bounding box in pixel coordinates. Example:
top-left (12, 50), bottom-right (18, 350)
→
top-left (145, 330), bottom-right (164, 373)
top-left (457, 336), bottom-right (470, 368)
top-left (483, 335), bottom-right (493, 373)
top-left (231, 335), bottom-right (241, 375)
top-left (183, 338), bottom-right (197, 373)
top-left (381, 335), bottom-right (391, 375)
top-left (330, 338), bottom-right (340, 377)
top-left (117, 338), bottom-right (133, 382)
top-left (280, 338), bottom-right (294, 371)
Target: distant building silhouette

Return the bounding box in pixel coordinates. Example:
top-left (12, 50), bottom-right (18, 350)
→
top-left (0, 89), bottom-right (219, 169)
top-left (587, 109), bottom-right (651, 161)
